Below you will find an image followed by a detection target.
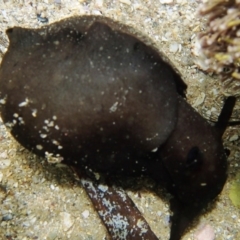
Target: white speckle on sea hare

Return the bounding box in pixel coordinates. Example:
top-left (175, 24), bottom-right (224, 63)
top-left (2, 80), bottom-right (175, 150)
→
top-left (18, 98), bottom-right (29, 107)
top-left (109, 101), bottom-right (118, 112)
top-left (40, 134), bottom-right (47, 138)
top-left (36, 144), bottom-right (43, 150)
top-left (0, 98), bottom-right (6, 104)
top-left (52, 140), bottom-right (60, 145)
top-left (98, 184), bottom-right (108, 192)
top-left (151, 147), bottom-right (158, 152)
top-left (32, 109), bottom-right (37, 117)
top-left (93, 171), bottom-right (100, 180)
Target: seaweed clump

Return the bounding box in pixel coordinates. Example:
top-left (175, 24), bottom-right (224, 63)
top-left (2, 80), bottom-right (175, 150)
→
top-left (194, 0), bottom-right (240, 95)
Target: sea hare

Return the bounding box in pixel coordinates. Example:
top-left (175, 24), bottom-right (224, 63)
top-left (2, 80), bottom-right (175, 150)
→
top-left (0, 16), bottom-right (235, 240)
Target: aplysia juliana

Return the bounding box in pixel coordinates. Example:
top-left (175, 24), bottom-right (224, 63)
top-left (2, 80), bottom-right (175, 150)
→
top-left (0, 16), bottom-right (235, 240)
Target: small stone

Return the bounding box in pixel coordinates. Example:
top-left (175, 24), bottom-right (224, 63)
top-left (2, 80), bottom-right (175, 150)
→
top-left (119, 0), bottom-right (131, 5)
top-left (192, 92), bottom-right (206, 107)
top-left (98, 184), bottom-right (108, 192)
top-left (157, 211), bottom-right (162, 216)
top-left (169, 43), bottom-right (179, 53)
top-left (60, 212), bottom-right (74, 232)
top-left (37, 14), bottom-right (49, 23)
top-left (46, 230), bottom-right (59, 240)
top-left (0, 152), bottom-right (8, 159)
top-left (82, 210), bottom-right (90, 219)
top-left (229, 134), bottom-right (238, 142)
top-left (2, 214), bottom-right (13, 221)
top-left (0, 159), bottom-right (11, 169)
top-left (194, 223), bottom-right (215, 240)
top-left (95, 0), bottom-right (103, 7)
top-left (160, 0), bottom-right (173, 4)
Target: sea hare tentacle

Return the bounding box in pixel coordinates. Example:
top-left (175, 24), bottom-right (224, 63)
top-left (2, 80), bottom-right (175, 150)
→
top-left (166, 96), bottom-right (236, 240)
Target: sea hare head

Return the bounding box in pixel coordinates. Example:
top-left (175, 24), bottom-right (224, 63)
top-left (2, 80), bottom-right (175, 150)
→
top-left (158, 97), bottom-right (234, 240)
top-left (161, 98), bottom-right (227, 206)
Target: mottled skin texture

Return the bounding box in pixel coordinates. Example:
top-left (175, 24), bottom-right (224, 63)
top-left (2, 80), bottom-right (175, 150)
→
top-left (0, 16), bottom-right (234, 240)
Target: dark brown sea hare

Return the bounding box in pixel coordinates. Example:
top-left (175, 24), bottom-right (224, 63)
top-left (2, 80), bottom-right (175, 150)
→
top-left (0, 16), bottom-right (235, 240)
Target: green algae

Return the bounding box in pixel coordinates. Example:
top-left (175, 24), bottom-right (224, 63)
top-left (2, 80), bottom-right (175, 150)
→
top-left (229, 172), bottom-right (240, 208)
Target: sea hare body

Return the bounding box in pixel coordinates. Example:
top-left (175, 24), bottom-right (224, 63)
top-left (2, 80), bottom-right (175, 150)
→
top-left (0, 16), bottom-right (234, 240)
top-left (0, 17), bottom-right (178, 175)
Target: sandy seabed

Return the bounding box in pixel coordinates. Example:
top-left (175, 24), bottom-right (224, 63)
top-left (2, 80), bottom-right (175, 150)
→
top-left (0, 1), bottom-right (240, 240)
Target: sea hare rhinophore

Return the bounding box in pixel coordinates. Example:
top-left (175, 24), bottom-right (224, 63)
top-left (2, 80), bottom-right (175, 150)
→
top-left (0, 16), bottom-right (235, 240)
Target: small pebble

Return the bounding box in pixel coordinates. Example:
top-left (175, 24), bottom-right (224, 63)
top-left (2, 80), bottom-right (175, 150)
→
top-left (119, 0), bottom-right (131, 5)
top-left (0, 152), bottom-right (8, 159)
top-left (37, 14), bottom-right (49, 23)
top-left (157, 211), bottom-right (162, 216)
top-left (82, 210), bottom-right (90, 219)
top-left (60, 212), bottom-right (74, 232)
top-left (169, 43), bottom-right (179, 53)
top-left (160, 0), bottom-right (173, 4)
top-left (163, 214), bottom-right (170, 226)
top-left (0, 159), bottom-right (11, 169)
top-left (2, 214), bottom-right (13, 221)
top-left (192, 92), bottom-right (206, 107)
top-left (229, 134), bottom-right (238, 142)
top-left (194, 223), bottom-right (215, 240)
